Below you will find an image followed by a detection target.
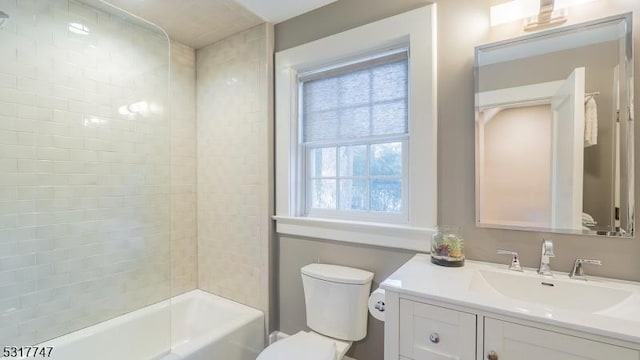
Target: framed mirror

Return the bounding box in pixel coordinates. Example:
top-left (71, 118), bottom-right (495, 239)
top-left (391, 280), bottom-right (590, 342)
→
top-left (475, 14), bottom-right (634, 237)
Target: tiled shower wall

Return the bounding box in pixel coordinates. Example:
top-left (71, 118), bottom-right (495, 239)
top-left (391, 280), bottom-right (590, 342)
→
top-left (0, 0), bottom-right (171, 345)
top-left (197, 24), bottom-right (272, 316)
top-left (170, 41), bottom-right (197, 296)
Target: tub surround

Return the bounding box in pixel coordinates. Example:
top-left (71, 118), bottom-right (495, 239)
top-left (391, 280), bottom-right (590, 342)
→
top-left (196, 24), bottom-right (274, 320)
top-left (0, 0), bottom-right (171, 346)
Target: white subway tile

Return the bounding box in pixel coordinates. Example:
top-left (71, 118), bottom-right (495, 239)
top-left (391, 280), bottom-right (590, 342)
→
top-left (34, 120), bottom-right (68, 136)
top-left (14, 118), bottom-right (35, 133)
top-left (18, 132), bottom-right (35, 146)
top-left (0, 130), bottom-right (18, 145)
top-left (0, 145), bottom-right (35, 159)
top-left (0, 254), bottom-right (36, 272)
top-left (17, 213), bottom-right (36, 227)
top-left (52, 135), bottom-right (82, 149)
top-left (17, 159), bottom-right (35, 172)
top-left (36, 147), bottom-right (68, 161)
top-left (0, 74), bottom-right (17, 89)
top-left (0, 102), bottom-right (18, 117)
top-left (18, 105), bottom-right (50, 120)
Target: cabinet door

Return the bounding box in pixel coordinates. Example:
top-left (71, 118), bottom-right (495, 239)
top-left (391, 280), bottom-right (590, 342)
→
top-left (484, 318), bottom-right (639, 360)
top-left (399, 299), bottom-right (476, 360)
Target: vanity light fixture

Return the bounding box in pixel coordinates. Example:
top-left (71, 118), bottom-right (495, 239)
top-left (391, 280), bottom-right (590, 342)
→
top-left (524, 0), bottom-right (568, 31)
top-left (490, 0), bottom-right (598, 29)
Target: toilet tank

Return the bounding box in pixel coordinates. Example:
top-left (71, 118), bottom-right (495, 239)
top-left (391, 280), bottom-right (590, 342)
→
top-left (301, 264), bottom-right (374, 341)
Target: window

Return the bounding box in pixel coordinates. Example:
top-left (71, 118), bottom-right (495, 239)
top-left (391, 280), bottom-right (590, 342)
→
top-left (300, 52), bottom-right (409, 222)
top-left (275, 5), bottom-right (437, 251)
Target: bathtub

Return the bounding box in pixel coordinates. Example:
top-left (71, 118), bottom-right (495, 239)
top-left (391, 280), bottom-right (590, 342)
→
top-left (21, 290), bottom-right (265, 360)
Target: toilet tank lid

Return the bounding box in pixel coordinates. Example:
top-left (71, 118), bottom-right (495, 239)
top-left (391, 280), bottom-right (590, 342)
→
top-left (301, 264), bottom-right (374, 285)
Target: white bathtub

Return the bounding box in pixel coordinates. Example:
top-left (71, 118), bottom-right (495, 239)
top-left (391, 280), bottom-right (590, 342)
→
top-left (23, 290), bottom-right (265, 360)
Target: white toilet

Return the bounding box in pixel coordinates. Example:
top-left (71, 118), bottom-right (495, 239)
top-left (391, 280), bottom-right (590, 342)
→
top-left (257, 263), bottom-right (374, 360)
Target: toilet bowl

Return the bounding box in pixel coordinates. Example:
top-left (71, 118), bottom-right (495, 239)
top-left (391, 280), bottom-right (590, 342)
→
top-left (256, 331), bottom-right (351, 360)
top-left (257, 264), bottom-right (374, 360)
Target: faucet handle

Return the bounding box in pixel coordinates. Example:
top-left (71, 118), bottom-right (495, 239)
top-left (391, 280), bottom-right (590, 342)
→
top-left (497, 249), bottom-right (523, 272)
top-left (570, 258), bottom-right (602, 280)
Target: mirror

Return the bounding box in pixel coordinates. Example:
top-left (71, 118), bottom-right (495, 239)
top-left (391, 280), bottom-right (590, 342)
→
top-left (475, 14), bottom-right (634, 237)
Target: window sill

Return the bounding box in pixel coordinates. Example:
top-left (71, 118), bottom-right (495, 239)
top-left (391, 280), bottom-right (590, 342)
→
top-left (273, 215), bottom-right (433, 252)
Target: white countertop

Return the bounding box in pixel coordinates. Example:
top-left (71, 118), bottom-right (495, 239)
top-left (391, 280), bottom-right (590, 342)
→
top-left (380, 254), bottom-right (640, 344)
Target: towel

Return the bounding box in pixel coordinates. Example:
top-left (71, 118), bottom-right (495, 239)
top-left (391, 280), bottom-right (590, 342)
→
top-left (584, 97), bottom-right (598, 147)
top-left (582, 212), bottom-right (597, 227)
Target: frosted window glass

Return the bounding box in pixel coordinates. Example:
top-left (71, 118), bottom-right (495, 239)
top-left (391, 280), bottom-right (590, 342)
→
top-left (370, 142), bottom-right (402, 176)
top-left (312, 179), bottom-right (337, 209)
top-left (339, 145), bottom-right (367, 177)
top-left (310, 147), bottom-right (336, 177)
top-left (340, 179), bottom-right (368, 211)
top-left (371, 179), bottom-right (402, 213)
top-left (302, 58), bottom-right (408, 142)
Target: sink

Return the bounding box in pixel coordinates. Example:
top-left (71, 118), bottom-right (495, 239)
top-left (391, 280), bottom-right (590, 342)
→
top-left (469, 269), bottom-right (633, 313)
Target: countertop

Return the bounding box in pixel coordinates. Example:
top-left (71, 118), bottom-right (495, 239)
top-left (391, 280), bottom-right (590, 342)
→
top-left (380, 254), bottom-right (640, 344)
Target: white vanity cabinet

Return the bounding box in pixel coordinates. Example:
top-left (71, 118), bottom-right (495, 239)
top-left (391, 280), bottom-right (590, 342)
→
top-left (381, 255), bottom-right (640, 360)
top-left (483, 318), bottom-right (639, 360)
top-left (386, 294), bottom-right (640, 360)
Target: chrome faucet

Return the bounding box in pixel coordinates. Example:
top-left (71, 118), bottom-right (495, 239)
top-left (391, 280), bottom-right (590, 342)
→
top-left (570, 259), bottom-right (602, 280)
top-left (537, 239), bottom-right (555, 276)
top-left (496, 249), bottom-right (523, 272)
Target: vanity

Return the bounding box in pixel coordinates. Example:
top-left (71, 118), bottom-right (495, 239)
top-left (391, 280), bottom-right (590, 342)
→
top-left (381, 254), bottom-right (640, 360)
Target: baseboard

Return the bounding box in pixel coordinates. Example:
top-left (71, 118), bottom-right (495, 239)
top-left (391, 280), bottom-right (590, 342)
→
top-left (268, 331), bottom-right (356, 359)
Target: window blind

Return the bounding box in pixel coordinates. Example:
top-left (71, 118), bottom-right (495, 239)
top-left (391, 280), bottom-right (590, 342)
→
top-left (300, 51), bottom-right (409, 144)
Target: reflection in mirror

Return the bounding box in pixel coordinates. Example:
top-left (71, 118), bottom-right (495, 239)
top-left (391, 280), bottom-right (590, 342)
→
top-left (475, 14), bottom-right (634, 237)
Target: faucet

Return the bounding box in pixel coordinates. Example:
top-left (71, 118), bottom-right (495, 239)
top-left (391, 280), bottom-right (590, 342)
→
top-left (569, 259), bottom-right (602, 280)
top-left (496, 249), bottom-right (523, 272)
top-left (537, 239), bottom-right (555, 276)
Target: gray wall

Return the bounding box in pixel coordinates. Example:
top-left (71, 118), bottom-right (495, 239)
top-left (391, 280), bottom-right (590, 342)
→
top-left (275, 1), bottom-right (640, 359)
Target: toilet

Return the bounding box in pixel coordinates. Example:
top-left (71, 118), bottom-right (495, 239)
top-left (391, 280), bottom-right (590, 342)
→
top-left (257, 263), bottom-right (374, 360)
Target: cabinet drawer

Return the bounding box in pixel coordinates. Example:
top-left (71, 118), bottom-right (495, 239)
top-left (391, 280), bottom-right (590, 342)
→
top-left (400, 299), bottom-right (476, 360)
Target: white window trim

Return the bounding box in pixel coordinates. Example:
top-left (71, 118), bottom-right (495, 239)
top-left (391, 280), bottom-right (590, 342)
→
top-left (274, 5), bottom-right (438, 252)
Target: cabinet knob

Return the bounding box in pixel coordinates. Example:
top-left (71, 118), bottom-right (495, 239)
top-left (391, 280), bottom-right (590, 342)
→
top-left (429, 332), bottom-right (440, 344)
top-left (487, 350), bottom-right (498, 360)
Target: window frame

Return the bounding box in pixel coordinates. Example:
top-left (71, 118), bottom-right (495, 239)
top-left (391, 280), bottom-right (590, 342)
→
top-left (298, 52), bottom-right (411, 223)
top-left (274, 5), bottom-right (437, 251)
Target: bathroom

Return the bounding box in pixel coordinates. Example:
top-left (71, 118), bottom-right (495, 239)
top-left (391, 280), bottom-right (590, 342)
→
top-left (1, 0), bottom-right (640, 359)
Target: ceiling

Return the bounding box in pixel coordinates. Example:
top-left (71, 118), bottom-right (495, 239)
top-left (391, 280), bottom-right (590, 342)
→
top-left (106, 0), bottom-right (338, 49)
top-left (235, 0), bottom-right (338, 24)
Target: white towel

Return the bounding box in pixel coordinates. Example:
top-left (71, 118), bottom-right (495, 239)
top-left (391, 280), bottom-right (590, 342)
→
top-left (582, 212), bottom-right (597, 227)
top-left (584, 97), bottom-right (598, 147)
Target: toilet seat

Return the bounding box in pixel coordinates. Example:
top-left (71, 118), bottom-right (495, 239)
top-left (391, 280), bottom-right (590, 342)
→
top-left (257, 331), bottom-right (337, 360)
